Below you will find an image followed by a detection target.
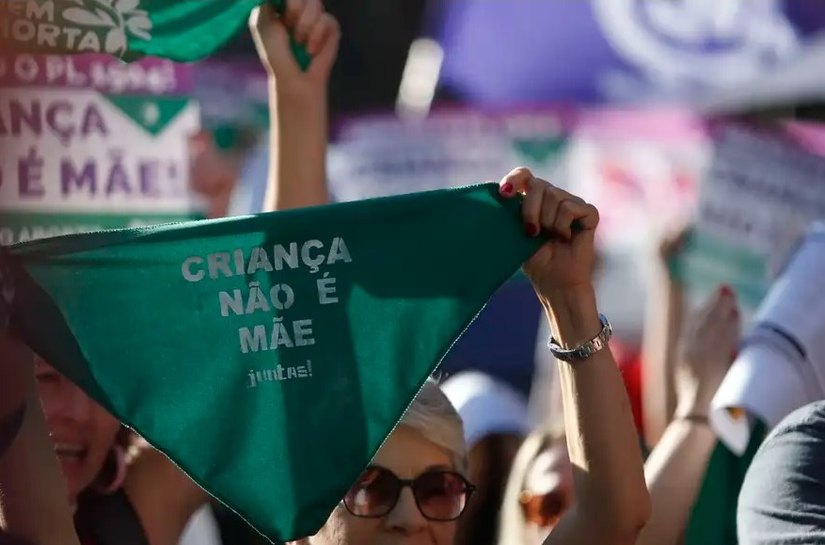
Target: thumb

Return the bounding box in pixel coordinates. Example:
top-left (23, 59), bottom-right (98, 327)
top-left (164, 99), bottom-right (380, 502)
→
top-left (250, 3), bottom-right (299, 77)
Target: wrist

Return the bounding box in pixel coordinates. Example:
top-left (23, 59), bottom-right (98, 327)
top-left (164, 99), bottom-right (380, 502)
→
top-left (673, 396), bottom-right (710, 422)
top-left (539, 284), bottom-right (601, 348)
top-left (269, 77), bottom-right (327, 105)
top-left (673, 413), bottom-right (713, 432)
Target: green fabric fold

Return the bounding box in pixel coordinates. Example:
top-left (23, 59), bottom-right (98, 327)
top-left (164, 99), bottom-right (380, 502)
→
top-left (3, 0), bottom-right (309, 66)
top-left (9, 183), bottom-right (541, 542)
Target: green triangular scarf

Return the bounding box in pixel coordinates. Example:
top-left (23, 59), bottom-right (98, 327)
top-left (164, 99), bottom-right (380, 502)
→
top-left (7, 183), bottom-right (541, 542)
top-left (3, 0), bottom-right (309, 66)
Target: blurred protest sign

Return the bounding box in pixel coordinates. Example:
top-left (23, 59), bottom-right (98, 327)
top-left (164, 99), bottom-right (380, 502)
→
top-left (329, 107), bottom-right (704, 243)
top-left (568, 109), bottom-right (706, 246)
top-left (674, 121), bottom-right (825, 316)
top-left (0, 54), bottom-right (202, 245)
top-left (328, 108), bottom-right (571, 202)
top-left (1, 0), bottom-right (260, 61)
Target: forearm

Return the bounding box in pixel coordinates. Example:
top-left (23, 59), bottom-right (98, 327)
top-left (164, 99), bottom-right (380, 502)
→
top-left (264, 81), bottom-right (329, 212)
top-left (542, 286), bottom-right (650, 542)
top-left (636, 419), bottom-right (717, 545)
top-left (641, 266), bottom-right (683, 447)
top-left (0, 337), bottom-right (79, 545)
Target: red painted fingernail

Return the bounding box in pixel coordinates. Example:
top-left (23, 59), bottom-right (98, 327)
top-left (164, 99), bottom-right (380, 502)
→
top-left (720, 285), bottom-right (732, 297)
top-left (501, 182), bottom-right (514, 196)
top-left (525, 223), bottom-right (540, 237)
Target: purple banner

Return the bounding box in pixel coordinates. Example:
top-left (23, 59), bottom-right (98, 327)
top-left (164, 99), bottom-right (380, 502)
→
top-left (432, 0), bottom-right (825, 109)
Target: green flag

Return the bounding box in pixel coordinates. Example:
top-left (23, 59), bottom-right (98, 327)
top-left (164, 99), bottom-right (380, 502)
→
top-left (8, 183), bottom-right (541, 542)
top-left (2, 0), bottom-right (310, 66)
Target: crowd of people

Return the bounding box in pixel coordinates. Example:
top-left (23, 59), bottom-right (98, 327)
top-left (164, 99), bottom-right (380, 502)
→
top-left (2, 1), bottom-right (825, 545)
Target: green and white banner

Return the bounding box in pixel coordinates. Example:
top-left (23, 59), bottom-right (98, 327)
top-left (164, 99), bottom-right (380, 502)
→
top-left (0, 53), bottom-right (202, 245)
top-left (1, 0), bottom-right (309, 65)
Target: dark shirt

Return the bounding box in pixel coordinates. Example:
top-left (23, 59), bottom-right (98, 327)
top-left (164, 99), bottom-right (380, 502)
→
top-left (75, 490), bottom-right (148, 545)
top-left (738, 401), bottom-right (825, 544)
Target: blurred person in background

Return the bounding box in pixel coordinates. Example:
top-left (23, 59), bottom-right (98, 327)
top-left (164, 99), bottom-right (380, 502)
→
top-left (636, 285), bottom-right (740, 545)
top-left (188, 131), bottom-right (245, 220)
top-left (442, 371), bottom-right (530, 545)
top-left (641, 225), bottom-right (690, 449)
top-left (738, 400), bottom-right (825, 545)
top-left (32, 358), bottom-right (216, 545)
top-left (498, 426), bottom-right (572, 545)
top-left (498, 284), bottom-right (739, 545)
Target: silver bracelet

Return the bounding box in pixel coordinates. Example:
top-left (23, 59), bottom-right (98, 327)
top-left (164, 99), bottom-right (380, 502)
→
top-left (547, 314), bottom-right (612, 362)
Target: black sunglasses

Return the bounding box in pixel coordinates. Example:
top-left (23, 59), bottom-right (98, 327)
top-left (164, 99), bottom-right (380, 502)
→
top-left (343, 466), bottom-right (476, 522)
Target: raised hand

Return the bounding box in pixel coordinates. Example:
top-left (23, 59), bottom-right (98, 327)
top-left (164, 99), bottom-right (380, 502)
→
top-left (250, 0), bottom-right (340, 92)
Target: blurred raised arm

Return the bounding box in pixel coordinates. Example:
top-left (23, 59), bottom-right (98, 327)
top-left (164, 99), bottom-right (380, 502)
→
top-left (642, 226), bottom-right (689, 447)
top-left (250, 0), bottom-right (340, 212)
top-left (637, 286), bottom-right (739, 545)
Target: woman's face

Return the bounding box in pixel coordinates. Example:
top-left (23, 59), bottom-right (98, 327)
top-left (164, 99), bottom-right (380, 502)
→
top-left (303, 426), bottom-right (460, 545)
top-left (522, 442), bottom-right (574, 545)
top-left (35, 358), bottom-right (121, 503)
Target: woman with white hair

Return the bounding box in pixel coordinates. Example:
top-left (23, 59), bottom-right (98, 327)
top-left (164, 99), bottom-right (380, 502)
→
top-left (288, 377), bottom-right (472, 545)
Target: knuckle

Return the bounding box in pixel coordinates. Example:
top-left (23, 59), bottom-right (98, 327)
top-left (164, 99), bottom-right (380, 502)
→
top-left (511, 166), bottom-right (532, 178)
top-left (325, 15), bottom-right (341, 34)
top-left (559, 199), bottom-right (577, 215)
top-left (587, 204), bottom-right (600, 221)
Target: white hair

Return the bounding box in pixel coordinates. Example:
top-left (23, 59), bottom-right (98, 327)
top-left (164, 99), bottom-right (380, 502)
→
top-left (399, 377), bottom-right (468, 474)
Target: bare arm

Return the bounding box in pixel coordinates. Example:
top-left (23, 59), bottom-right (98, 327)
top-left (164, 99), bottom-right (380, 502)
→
top-left (498, 168), bottom-right (650, 545)
top-left (641, 229), bottom-right (687, 447)
top-left (264, 79), bottom-right (329, 211)
top-left (637, 286), bottom-right (739, 545)
top-left (250, 0), bottom-right (340, 212)
top-left (542, 289), bottom-right (651, 545)
top-left (636, 419), bottom-right (716, 545)
top-left (0, 334), bottom-right (80, 545)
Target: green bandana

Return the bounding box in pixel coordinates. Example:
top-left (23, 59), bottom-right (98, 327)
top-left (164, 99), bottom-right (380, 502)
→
top-left (2, 0), bottom-right (310, 66)
top-left (8, 183), bottom-right (541, 542)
